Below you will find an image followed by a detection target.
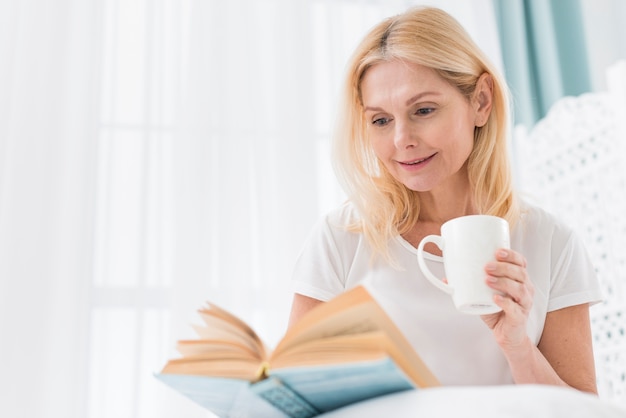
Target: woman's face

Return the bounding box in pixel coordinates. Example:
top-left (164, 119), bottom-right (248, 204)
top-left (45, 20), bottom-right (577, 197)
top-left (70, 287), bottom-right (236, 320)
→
top-left (360, 60), bottom-right (489, 194)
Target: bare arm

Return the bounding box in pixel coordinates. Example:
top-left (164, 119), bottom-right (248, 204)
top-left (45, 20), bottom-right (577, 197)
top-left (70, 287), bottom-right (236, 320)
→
top-left (537, 303), bottom-right (597, 392)
top-left (288, 293), bottom-right (324, 329)
top-left (500, 304), bottom-right (597, 394)
top-left (483, 249), bottom-right (598, 394)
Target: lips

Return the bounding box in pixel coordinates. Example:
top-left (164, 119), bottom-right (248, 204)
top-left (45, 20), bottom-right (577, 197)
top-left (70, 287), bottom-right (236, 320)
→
top-left (399, 153), bottom-right (436, 166)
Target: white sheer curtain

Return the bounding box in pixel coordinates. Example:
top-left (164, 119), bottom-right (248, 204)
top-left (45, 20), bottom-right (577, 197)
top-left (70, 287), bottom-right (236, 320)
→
top-left (0, 1), bottom-right (98, 417)
top-left (0, 1), bottom-right (500, 418)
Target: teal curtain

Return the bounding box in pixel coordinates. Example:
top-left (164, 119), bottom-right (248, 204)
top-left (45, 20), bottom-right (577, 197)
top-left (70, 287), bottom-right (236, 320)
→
top-left (493, 0), bottom-right (592, 127)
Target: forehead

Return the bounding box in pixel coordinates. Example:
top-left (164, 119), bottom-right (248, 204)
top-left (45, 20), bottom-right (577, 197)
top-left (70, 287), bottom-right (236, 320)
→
top-left (360, 60), bottom-right (453, 105)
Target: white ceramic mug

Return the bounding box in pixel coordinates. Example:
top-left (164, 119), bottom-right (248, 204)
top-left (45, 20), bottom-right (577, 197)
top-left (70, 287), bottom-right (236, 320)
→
top-left (416, 215), bottom-right (510, 315)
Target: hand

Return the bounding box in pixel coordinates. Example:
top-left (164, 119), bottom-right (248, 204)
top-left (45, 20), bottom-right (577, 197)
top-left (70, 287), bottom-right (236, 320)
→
top-left (481, 248), bottom-right (534, 351)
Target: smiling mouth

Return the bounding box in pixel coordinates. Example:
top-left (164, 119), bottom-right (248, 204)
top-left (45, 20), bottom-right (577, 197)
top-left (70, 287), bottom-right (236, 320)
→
top-left (400, 153), bottom-right (436, 165)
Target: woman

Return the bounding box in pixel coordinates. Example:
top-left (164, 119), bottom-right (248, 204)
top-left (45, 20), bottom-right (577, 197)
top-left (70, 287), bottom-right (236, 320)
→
top-left (288, 7), bottom-right (601, 393)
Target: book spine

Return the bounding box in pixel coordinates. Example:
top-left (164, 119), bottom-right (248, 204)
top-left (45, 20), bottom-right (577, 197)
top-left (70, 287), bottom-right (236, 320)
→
top-left (252, 376), bottom-right (320, 418)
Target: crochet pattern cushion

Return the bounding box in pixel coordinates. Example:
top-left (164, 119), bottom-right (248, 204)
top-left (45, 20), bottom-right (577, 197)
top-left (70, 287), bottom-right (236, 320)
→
top-left (516, 92), bottom-right (626, 405)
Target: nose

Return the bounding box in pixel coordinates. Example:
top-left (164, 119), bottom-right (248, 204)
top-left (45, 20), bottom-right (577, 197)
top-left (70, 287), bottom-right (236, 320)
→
top-left (393, 120), bottom-right (417, 149)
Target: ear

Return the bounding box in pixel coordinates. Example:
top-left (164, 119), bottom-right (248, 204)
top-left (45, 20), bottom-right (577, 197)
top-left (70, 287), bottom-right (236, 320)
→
top-left (472, 73), bottom-right (493, 127)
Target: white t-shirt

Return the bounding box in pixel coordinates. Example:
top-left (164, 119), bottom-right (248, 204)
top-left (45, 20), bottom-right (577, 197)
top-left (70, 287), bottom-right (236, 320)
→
top-left (291, 201), bottom-right (603, 386)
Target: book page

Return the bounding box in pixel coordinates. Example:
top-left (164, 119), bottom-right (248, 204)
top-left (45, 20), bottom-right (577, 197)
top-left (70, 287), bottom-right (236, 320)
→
top-left (275, 287), bottom-right (393, 354)
top-left (192, 320), bottom-right (264, 356)
top-left (160, 356), bottom-right (262, 381)
top-left (196, 303), bottom-right (268, 358)
top-left (273, 286), bottom-right (439, 387)
top-left (270, 331), bottom-right (406, 371)
top-left (176, 339), bottom-right (261, 359)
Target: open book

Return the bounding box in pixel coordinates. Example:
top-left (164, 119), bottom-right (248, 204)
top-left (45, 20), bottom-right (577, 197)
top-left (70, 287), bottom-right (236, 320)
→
top-left (156, 285), bottom-right (439, 417)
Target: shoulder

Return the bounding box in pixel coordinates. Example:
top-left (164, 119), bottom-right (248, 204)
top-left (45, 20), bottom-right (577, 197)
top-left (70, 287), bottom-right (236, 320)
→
top-left (515, 200), bottom-right (575, 244)
top-left (514, 200), bottom-right (596, 282)
top-left (512, 200), bottom-right (585, 270)
top-left (315, 201), bottom-right (362, 240)
top-left (291, 202), bottom-right (367, 300)
top-left (299, 201), bottom-right (364, 260)
top-left (325, 200), bottom-right (361, 225)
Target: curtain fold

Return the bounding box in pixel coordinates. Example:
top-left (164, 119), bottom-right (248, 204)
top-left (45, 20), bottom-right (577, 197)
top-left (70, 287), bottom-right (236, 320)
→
top-left (0, 1), bottom-right (100, 418)
top-left (580, 0), bottom-right (626, 92)
top-left (170, 0), bottom-right (321, 346)
top-left (493, 0), bottom-right (592, 126)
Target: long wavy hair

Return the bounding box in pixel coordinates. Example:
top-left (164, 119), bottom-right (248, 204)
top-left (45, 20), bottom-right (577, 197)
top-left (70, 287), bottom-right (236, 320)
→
top-left (332, 6), bottom-right (519, 263)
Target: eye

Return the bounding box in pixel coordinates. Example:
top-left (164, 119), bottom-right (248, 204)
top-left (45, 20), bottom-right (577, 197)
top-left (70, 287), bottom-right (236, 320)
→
top-left (415, 107), bottom-right (435, 116)
top-left (372, 117), bottom-right (392, 126)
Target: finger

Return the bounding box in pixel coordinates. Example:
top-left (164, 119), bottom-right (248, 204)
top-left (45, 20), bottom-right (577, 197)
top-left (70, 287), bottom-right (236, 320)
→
top-left (487, 276), bottom-right (533, 306)
top-left (494, 248), bottom-right (527, 268)
top-left (485, 260), bottom-right (526, 284)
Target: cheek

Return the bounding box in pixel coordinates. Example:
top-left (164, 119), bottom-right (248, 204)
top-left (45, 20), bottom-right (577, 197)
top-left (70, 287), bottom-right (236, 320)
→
top-left (447, 116), bottom-right (476, 155)
top-left (370, 139), bottom-right (399, 178)
top-left (370, 135), bottom-right (391, 160)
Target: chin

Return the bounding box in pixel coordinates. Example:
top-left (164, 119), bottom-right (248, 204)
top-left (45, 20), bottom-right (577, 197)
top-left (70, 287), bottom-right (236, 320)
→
top-left (402, 182), bottom-right (432, 193)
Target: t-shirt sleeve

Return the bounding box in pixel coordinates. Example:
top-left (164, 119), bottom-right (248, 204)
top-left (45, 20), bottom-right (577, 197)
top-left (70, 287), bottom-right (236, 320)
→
top-left (547, 228), bottom-right (604, 312)
top-left (290, 214), bottom-right (352, 302)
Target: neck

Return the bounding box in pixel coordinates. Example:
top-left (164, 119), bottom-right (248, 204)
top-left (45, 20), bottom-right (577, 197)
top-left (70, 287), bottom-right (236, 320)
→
top-left (417, 175), bottom-right (476, 224)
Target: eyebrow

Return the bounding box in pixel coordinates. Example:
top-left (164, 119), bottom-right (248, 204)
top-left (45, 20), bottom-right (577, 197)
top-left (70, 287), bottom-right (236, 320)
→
top-left (405, 91), bottom-right (440, 105)
top-left (363, 91), bottom-right (440, 112)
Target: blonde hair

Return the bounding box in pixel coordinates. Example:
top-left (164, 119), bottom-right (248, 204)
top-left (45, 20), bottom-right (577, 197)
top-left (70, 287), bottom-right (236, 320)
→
top-left (332, 6), bottom-right (519, 263)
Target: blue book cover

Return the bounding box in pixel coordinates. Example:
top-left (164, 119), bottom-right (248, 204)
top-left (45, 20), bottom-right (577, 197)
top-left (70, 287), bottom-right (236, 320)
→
top-left (155, 373), bottom-right (289, 418)
top-left (155, 286), bottom-right (439, 417)
top-left (253, 357), bottom-right (415, 414)
top-left (156, 357), bottom-right (415, 418)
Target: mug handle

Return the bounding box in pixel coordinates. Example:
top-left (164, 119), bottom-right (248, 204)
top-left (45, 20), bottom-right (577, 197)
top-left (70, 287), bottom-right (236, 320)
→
top-left (416, 235), bottom-right (454, 295)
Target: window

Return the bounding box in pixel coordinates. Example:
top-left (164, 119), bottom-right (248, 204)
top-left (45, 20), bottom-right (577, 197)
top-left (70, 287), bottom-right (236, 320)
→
top-left (90, 1), bottom-right (180, 416)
